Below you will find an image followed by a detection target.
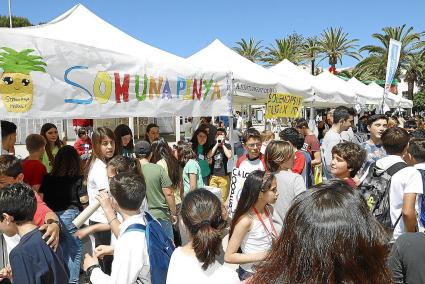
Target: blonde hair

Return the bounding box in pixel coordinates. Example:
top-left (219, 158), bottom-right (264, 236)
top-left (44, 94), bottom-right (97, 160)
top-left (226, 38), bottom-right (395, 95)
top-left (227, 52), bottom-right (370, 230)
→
top-left (387, 117), bottom-right (398, 128)
top-left (264, 140), bottom-right (294, 172)
top-left (261, 130), bottom-right (274, 143)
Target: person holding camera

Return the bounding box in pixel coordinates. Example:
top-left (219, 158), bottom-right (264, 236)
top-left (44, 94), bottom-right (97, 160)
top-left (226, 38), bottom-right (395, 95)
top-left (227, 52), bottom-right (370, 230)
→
top-left (207, 128), bottom-right (232, 203)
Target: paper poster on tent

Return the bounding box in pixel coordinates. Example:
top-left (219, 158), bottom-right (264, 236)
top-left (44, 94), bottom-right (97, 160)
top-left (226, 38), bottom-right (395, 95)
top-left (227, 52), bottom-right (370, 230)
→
top-left (0, 32), bottom-right (231, 119)
top-left (228, 167), bottom-right (251, 218)
top-left (265, 93), bottom-right (303, 118)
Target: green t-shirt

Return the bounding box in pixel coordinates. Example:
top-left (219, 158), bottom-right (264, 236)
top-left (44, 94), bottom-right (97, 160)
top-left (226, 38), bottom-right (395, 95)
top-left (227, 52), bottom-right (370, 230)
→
top-left (141, 163), bottom-right (173, 220)
top-left (41, 146), bottom-right (59, 173)
top-left (183, 159), bottom-right (204, 196)
top-left (121, 147), bottom-right (134, 158)
top-left (197, 144), bottom-right (210, 177)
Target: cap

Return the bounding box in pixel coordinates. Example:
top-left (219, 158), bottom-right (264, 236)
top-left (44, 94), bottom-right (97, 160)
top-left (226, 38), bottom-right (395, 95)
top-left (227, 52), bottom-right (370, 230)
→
top-left (134, 140), bottom-right (151, 155)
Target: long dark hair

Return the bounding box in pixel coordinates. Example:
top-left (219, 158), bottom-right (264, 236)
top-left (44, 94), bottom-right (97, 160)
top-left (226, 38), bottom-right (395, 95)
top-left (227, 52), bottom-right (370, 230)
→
top-left (144, 123), bottom-right (159, 143)
top-left (181, 189), bottom-right (226, 270)
top-left (114, 124), bottom-right (134, 155)
top-left (177, 142), bottom-right (197, 167)
top-left (229, 170), bottom-right (274, 237)
top-left (150, 139), bottom-right (180, 188)
top-left (190, 127), bottom-right (210, 156)
top-left (40, 123), bottom-right (63, 167)
top-left (51, 145), bottom-right (82, 177)
top-left (251, 180), bottom-right (391, 284)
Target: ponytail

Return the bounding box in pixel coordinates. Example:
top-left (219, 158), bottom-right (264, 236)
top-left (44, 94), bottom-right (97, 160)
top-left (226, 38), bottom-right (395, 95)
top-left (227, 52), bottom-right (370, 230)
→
top-left (192, 223), bottom-right (224, 270)
top-left (181, 189), bottom-right (226, 270)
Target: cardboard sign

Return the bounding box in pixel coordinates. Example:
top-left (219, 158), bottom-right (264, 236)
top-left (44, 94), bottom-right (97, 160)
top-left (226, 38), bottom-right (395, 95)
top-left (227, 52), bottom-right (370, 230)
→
top-left (228, 167), bottom-right (251, 218)
top-left (265, 93), bottom-right (303, 118)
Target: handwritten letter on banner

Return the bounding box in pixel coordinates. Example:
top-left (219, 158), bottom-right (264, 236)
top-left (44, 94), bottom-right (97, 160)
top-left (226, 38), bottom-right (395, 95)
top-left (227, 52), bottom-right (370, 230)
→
top-left (265, 93), bottom-right (303, 119)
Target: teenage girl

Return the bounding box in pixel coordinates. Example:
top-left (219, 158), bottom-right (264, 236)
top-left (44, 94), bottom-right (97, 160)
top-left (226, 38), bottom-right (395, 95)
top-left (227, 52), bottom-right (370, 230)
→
top-left (85, 127), bottom-right (115, 274)
top-left (190, 127), bottom-right (211, 185)
top-left (224, 170), bottom-right (279, 281)
top-left (114, 124), bottom-right (134, 158)
top-left (40, 123), bottom-right (64, 173)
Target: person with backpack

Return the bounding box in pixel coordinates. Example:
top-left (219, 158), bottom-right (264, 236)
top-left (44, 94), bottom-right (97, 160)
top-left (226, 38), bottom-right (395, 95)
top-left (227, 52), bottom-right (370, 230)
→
top-left (404, 138), bottom-right (425, 233)
top-left (360, 127), bottom-right (422, 240)
top-left (83, 173), bottom-right (151, 283)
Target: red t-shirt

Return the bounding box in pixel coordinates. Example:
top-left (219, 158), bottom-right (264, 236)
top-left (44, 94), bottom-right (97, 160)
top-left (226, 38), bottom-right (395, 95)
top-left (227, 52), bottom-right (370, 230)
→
top-left (22, 160), bottom-right (47, 186)
top-left (344, 178), bottom-right (357, 188)
top-left (73, 119), bottom-right (93, 127)
top-left (73, 137), bottom-right (93, 156)
top-left (292, 150), bottom-right (306, 175)
top-left (33, 192), bottom-right (53, 227)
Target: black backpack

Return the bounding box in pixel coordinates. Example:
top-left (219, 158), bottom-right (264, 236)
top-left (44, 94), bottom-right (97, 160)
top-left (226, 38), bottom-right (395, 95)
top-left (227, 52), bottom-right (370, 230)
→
top-left (359, 161), bottom-right (407, 229)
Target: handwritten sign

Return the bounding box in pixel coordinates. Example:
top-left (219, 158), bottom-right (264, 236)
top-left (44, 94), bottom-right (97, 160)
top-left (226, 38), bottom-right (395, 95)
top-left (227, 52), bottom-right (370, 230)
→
top-left (265, 93), bottom-right (303, 118)
top-left (228, 167), bottom-right (251, 218)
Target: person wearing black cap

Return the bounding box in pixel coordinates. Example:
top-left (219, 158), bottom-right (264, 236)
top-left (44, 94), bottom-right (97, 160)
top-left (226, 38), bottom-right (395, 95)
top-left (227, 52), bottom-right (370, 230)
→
top-left (134, 141), bottom-right (177, 241)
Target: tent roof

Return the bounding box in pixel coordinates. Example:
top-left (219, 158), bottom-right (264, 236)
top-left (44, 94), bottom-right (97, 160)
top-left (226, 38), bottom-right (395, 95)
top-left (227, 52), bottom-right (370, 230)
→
top-left (347, 77), bottom-right (382, 105)
top-left (187, 39), bottom-right (312, 103)
top-left (312, 71), bottom-right (357, 106)
top-left (6, 4), bottom-right (195, 72)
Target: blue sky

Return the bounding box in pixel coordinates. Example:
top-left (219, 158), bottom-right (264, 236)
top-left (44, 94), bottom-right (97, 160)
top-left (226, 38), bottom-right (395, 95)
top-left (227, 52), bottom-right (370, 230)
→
top-left (3, 0), bottom-right (425, 68)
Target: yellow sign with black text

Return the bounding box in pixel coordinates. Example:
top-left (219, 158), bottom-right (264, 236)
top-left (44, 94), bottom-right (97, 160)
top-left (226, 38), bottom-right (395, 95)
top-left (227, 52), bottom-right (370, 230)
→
top-left (265, 93), bottom-right (303, 118)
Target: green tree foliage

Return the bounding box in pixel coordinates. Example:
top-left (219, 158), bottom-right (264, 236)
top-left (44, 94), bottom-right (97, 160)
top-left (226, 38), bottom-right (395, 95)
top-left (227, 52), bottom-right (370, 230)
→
top-left (0, 15), bottom-right (32, 27)
top-left (233, 38), bottom-right (264, 63)
top-left (413, 89), bottom-right (425, 111)
top-left (319, 27), bottom-right (361, 69)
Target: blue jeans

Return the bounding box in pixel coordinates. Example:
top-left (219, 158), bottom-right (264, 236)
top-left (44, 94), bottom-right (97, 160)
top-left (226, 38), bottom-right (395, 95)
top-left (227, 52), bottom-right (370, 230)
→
top-left (57, 208), bottom-right (83, 284)
top-left (237, 266), bottom-right (253, 281)
top-left (158, 219), bottom-right (174, 241)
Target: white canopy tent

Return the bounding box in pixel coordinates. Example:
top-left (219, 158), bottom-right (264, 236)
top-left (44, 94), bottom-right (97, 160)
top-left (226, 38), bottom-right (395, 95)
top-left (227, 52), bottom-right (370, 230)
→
top-left (347, 77), bottom-right (383, 105)
top-left (186, 39), bottom-right (313, 105)
top-left (367, 82), bottom-right (401, 108)
top-left (0, 4), bottom-right (231, 119)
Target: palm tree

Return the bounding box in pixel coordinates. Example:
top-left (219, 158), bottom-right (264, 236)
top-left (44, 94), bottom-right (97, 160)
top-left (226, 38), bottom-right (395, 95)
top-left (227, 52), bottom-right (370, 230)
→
top-left (301, 37), bottom-right (322, 75)
top-left (403, 52), bottom-right (425, 99)
top-left (319, 27), bottom-right (361, 71)
top-left (263, 38), bottom-right (302, 66)
top-left (233, 38), bottom-right (264, 63)
top-left (357, 25), bottom-right (425, 98)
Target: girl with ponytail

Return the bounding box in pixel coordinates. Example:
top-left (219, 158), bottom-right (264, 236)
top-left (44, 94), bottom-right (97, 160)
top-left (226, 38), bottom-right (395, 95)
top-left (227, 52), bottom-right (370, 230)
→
top-left (224, 170), bottom-right (279, 281)
top-left (166, 189), bottom-right (239, 284)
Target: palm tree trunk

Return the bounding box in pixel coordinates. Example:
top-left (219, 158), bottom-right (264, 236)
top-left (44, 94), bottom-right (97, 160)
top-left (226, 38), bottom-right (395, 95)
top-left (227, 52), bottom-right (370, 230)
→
top-left (311, 59), bottom-right (315, 75)
top-left (407, 80), bottom-right (414, 100)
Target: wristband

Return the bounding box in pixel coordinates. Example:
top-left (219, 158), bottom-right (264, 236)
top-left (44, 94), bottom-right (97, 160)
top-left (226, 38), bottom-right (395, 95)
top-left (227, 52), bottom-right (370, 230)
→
top-left (86, 264), bottom-right (101, 278)
top-left (45, 219), bottom-right (62, 232)
top-left (108, 217), bottom-right (118, 225)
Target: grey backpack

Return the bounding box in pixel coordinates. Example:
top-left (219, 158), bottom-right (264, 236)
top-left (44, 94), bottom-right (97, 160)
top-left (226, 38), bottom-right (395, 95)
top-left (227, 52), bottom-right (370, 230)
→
top-left (359, 162), bottom-right (407, 229)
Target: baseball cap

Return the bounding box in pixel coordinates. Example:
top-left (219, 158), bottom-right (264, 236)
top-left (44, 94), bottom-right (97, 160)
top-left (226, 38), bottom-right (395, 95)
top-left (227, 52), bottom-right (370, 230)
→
top-left (134, 140), bottom-right (151, 155)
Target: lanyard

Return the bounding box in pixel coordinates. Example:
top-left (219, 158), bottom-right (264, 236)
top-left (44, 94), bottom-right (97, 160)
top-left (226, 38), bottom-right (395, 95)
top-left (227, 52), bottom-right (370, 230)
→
top-left (253, 207), bottom-right (278, 240)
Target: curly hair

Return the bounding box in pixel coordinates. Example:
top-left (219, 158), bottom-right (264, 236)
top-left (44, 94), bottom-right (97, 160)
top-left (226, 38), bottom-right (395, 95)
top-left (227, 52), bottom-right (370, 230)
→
top-left (331, 142), bottom-right (366, 177)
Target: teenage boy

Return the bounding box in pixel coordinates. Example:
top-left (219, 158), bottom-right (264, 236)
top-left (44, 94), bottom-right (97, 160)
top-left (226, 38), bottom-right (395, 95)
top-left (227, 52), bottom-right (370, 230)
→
top-left (22, 134), bottom-right (47, 192)
top-left (0, 183), bottom-right (68, 283)
top-left (0, 155), bottom-right (61, 266)
top-left (83, 173), bottom-right (150, 284)
top-left (295, 118), bottom-right (321, 166)
top-left (357, 114), bottom-right (388, 179)
top-left (321, 106), bottom-right (355, 180)
top-left (134, 141), bottom-right (176, 241)
top-left (279, 128), bottom-right (306, 175)
top-left (376, 127), bottom-right (423, 240)
top-left (405, 138), bottom-right (425, 233)
top-left (208, 128), bottom-right (232, 203)
top-left (1, 121), bottom-right (17, 155)
top-left (331, 142), bottom-right (366, 188)
top-left (73, 128), bottom-right (92, 158)
top-left (236, 128), bottom-right (266, 173)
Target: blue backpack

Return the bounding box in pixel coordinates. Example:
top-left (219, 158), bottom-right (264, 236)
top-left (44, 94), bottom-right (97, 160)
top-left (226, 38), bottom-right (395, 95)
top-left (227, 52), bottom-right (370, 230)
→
top-left (416, 169), bottom-right (425, 227)
top-left (124, 212), bottom-right (175, 284)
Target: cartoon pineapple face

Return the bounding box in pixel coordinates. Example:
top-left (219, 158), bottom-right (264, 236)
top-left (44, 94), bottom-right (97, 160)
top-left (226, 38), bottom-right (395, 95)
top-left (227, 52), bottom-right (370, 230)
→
top-left (0, 47), bottom-right (47, 112)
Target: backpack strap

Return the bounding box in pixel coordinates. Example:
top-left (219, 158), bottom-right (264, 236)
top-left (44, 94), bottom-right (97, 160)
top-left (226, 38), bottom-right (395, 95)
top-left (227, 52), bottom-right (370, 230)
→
top-left (386, 162), bottom-right (408, 176)
top-left (124, 223), bottom-right (146, 234)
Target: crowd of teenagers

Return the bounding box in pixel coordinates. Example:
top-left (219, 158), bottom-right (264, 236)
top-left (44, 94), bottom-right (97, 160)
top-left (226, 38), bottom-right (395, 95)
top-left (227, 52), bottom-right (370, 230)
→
top-left (0, 108), bottom-right (425, 283)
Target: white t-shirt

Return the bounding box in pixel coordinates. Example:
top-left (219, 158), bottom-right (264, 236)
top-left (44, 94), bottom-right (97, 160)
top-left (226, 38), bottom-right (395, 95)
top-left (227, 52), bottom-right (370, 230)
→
top-left (87, 158), bottom-right (110, 223)
top-left (321, 128), bottom-right (342, 179)
top-left (375, 155), bottom-right (423, 239)
top-left (3, 234), bottom-right (20, 260)
top-left (414, 163), bottom-right (425, 233)
top-left (167, 247), bottom-right (239, 284)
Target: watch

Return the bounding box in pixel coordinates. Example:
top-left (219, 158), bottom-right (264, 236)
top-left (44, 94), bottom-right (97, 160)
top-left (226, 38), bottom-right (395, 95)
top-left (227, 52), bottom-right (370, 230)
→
top-left (45, 219), bottom-right (62, 231)
top-left (86, 264), bottom-right (101, 278)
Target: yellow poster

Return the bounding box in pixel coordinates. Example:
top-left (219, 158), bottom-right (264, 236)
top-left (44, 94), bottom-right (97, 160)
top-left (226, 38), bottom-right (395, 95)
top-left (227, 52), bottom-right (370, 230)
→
top-left (265, 93), bottom-right (303, 118)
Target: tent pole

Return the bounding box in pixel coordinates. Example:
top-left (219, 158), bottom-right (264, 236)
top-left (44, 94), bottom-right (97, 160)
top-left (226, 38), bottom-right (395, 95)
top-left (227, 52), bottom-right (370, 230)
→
top-left (175, 116), bottom-right (181, 143)
top-left (128, 117), bottom-right (134, 139)
top-left (8, 0), bottom-right (12, 28)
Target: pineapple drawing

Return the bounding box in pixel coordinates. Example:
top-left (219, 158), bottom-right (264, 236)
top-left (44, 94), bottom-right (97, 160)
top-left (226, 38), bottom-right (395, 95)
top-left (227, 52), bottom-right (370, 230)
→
top-left (0, 47), bottom-right (47, 112)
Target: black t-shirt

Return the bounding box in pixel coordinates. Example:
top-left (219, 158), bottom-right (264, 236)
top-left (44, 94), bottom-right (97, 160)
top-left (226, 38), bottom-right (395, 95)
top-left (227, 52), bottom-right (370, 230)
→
top-left (9, 228), bottom-right (68, 284)
top-left (211, 143), bottom-right (231, 176)
top-left (39, 175), bottom-right (85, 212)
top-left (388, 232), bottom-right (425, 284)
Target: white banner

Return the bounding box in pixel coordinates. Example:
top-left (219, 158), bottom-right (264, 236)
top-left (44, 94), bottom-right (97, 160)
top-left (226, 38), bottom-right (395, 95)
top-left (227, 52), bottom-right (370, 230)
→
top-left (384, 39), bottom-right (402, 95)
top-left (228, 167), bottom-right (251, 218)
top-left (0, 32), bottom-right (231, 119)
